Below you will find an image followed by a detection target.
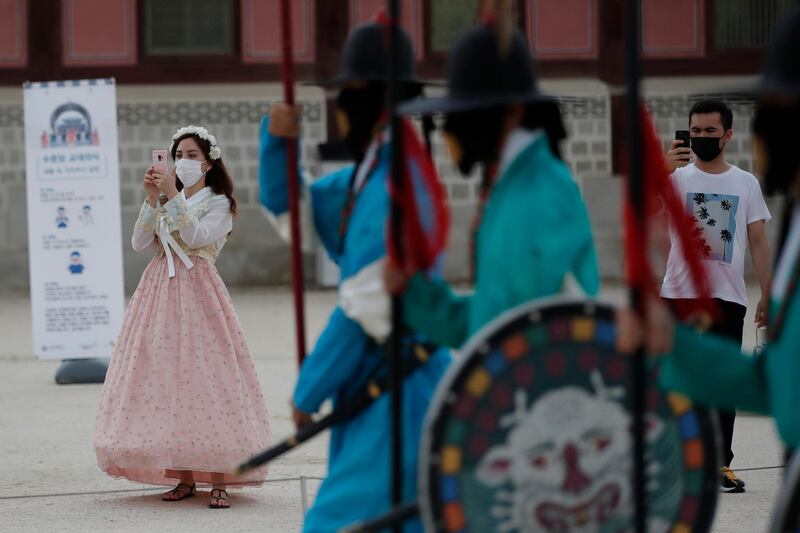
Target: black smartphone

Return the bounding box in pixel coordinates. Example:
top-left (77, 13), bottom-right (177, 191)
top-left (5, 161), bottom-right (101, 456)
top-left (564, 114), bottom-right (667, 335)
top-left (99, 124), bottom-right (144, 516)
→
top-left (675, 130), bottom-right (691, 148)
top-left (675, 130), bottom-right (691, 163)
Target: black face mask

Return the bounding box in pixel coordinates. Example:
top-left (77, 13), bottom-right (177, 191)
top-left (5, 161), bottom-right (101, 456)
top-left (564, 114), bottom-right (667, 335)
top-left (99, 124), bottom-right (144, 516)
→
top-left (753, 105), bottom-right (800, 196)
top-left (336, 83), bottom-right (386, 160)
top-left (690, 136), bottom-right (724, 162)
top-left (521, 100), bottom-right (566, 160)
top-left (443, 107), bottom-right (505, 176)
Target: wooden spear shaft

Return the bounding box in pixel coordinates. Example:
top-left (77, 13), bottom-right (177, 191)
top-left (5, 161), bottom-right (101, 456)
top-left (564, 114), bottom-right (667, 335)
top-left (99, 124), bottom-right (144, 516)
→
top-left (279, 0), bottom-right (307, 366)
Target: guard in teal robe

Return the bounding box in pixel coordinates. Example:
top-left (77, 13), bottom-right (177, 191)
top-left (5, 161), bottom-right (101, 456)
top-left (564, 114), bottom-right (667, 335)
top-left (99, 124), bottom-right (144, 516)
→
top-left (398, 24), bottom-right (599, 347)
top-left (403, 129), bottom-right (599, 347)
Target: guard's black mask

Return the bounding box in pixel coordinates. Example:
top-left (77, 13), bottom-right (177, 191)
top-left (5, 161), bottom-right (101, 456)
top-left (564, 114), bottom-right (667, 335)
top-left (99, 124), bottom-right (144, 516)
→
top-left (336, 82), bottom-right (386, 161)
top-left (753, 105), bottom-right (800, 196)
top-left (443, 107), bottom-right (505, 176)
top-left (521, 100), bottom-right (567, 160)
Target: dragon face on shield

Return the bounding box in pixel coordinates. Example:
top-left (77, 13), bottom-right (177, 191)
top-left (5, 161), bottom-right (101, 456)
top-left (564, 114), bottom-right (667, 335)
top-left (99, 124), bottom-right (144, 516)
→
top-left (475, 371), bottom-right (666, 533)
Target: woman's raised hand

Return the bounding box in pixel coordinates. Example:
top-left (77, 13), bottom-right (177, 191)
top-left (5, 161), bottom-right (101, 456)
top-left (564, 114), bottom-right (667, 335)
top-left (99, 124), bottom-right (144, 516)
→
top-left (143, 166), bottom-right (160, 206)
top-left (149, 166), bottom-right (179, 200)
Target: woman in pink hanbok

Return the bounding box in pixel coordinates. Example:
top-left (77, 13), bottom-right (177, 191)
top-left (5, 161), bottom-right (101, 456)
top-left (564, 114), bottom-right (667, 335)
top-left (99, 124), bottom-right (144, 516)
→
top-left (95, 126), bottom-right (270, 509)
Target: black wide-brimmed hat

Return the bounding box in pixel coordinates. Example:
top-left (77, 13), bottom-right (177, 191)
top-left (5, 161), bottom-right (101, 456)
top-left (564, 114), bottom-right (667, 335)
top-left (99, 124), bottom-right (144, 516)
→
top-left (399, 24), bottom-right (552, 115)
top-left (314, 22), bottom-right (423, 87)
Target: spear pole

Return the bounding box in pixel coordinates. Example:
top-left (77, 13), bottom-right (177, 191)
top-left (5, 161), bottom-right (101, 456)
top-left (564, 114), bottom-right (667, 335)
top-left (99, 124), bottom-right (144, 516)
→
top-left (279, 0), bottom-right (307, 366)
top-left (625, 0), bottom-right (647, 530)
top-left (387, 1), bottom-right (405, 531)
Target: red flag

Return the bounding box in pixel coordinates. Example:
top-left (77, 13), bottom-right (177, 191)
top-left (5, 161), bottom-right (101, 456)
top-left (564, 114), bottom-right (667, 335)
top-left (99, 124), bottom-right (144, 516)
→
top-left (387, 118), bottom-right (450, 273)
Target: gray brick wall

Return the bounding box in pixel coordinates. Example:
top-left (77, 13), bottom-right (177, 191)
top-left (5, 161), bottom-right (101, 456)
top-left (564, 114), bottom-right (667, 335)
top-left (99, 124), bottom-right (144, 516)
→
top-left (0, 102), bottom-right (26, 288)
top-left (0, 89), bottom-right (328, 291)
top-left (0, 80), bottom-right (778, 290)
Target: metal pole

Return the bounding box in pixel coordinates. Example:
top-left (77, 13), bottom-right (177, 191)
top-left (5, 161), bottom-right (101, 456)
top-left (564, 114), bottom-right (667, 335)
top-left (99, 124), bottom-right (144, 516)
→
top-left (625, 0), bottom-right (647, 531)
top-left (300, 475), bottom-right (309, 513)
top-left (278, 0), bottom-right (308, 366)
top-left (387, 1), bottom-right (405, 531)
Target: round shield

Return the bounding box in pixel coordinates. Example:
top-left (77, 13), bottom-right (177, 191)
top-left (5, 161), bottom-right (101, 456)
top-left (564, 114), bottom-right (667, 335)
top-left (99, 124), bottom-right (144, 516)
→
top-left (419, 298), bottom-right (719, 533)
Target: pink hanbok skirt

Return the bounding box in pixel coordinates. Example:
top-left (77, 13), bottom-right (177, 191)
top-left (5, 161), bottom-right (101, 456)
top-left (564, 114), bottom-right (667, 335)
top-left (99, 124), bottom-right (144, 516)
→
top-left (95, 255), bottom-right (270, 487)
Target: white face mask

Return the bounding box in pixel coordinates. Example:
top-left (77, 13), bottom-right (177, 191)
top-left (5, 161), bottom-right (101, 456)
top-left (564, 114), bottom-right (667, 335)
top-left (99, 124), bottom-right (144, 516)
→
top-left (175, 158), bottom-right (207, 188)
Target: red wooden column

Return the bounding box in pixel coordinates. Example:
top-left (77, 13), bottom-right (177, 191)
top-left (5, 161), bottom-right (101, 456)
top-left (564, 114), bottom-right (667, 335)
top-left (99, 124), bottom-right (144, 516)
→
top-left (597, 0), bottom-right (629, 175)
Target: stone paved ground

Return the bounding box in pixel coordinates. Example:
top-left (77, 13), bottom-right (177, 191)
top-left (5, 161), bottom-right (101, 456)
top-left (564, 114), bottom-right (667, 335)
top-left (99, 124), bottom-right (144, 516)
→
top-left (0, 285), bottom-right (786, 532)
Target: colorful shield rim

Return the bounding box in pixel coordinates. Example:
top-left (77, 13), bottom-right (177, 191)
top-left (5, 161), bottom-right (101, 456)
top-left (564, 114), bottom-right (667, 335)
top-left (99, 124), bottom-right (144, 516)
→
top-left (418, 297), bottom-right (719, 533)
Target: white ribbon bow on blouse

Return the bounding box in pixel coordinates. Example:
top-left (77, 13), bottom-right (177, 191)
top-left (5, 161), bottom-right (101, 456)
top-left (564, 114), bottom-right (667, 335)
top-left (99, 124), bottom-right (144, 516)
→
top-left (157, 216), bottom-right (194, 278)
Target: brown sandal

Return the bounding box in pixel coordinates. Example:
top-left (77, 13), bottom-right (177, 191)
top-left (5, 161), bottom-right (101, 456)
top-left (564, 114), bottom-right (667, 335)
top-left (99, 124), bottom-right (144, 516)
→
top-left (161, 483), bottom-right (196, 501)
top-left (209, 488), bottom-right (230, 509)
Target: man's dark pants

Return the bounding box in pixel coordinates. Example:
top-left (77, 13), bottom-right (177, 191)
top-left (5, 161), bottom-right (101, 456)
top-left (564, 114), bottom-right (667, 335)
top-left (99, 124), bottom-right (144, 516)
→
top-left (664, 297), bottom-right (746, 467)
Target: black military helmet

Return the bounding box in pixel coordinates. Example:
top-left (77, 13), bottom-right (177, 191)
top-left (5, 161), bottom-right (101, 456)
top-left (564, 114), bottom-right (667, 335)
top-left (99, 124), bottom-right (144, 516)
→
top-left (318, 21), bottom-right (421, 86)
top-left (400, 23), bottom-right (551, 115)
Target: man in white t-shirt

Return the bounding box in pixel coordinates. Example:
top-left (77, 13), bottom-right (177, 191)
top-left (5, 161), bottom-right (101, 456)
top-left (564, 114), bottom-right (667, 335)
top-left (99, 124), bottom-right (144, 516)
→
top-left (663, 99), bottom-right (773, 493)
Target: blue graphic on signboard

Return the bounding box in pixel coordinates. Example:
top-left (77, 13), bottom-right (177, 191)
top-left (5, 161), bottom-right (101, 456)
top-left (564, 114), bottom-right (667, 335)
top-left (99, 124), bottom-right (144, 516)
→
top-left (69, 251), bottom-right (85, 275)
top-left (41, 102), bottom-right (99, 148)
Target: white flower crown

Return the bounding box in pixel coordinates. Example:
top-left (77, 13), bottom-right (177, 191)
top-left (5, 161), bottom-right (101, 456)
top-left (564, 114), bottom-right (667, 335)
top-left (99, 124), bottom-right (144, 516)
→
top-left (170, 125), bottom-right (222, 160)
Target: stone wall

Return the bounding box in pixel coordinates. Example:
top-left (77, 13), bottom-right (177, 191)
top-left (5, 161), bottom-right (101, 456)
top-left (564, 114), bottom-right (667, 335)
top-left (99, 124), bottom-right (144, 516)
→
top-left (0, 77), bottom-right (779, 291)
top-left (0, 84), bottom-right (329, 291)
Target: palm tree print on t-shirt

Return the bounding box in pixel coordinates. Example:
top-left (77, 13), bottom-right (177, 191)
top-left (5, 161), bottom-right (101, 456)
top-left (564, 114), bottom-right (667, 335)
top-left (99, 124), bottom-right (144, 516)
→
top-left (686, 192), bottom-right (739, 264)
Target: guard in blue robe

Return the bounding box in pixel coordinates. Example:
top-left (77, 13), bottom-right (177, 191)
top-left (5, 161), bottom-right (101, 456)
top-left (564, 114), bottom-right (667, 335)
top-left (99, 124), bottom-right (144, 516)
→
top-left (258, 22), bottom-right (450, 533)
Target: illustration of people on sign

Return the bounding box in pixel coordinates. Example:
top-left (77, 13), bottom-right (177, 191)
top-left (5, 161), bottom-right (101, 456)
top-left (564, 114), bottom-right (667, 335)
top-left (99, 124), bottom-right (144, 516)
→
top-left (40, 131), bottom-right (48, 148)
top-left (56, 206), bottom-right (69, 229)
top-left (79, 204), bottom-right (94, 226)
top-left (69, 251), bottom-right (85, 274)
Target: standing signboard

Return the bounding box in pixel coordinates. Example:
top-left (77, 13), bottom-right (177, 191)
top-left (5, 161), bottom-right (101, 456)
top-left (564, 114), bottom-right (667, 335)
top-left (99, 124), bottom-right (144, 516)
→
top-left (23, 78), bottom-right (124, 360)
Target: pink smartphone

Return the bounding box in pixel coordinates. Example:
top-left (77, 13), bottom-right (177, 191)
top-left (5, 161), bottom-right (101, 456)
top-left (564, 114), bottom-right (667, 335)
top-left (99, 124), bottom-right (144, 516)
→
top-left (151, 149), bottom-right (169, 175)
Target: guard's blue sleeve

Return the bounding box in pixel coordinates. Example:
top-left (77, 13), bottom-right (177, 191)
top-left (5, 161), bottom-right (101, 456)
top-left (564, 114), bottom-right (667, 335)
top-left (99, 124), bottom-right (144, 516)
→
top-left (310, 167), bottom-right (354, 266)
top-left (258, 115), bottom-right (355, 264)
top-left (257, 116), bottom-right (302, 217)
top-left (293, 306), bottom-right (375, 413)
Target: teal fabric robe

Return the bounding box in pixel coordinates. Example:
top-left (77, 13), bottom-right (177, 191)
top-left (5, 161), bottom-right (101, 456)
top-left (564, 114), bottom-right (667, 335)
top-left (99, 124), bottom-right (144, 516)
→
top-left (403, 131), bottom-right (600, 348)
top-left (661, 288), bottom-right (800, 447)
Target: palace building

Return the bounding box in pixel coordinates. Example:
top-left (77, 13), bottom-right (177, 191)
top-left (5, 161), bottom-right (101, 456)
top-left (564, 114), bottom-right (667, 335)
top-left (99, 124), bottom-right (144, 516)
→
top-left (0, 0), bottom-right (790, 288)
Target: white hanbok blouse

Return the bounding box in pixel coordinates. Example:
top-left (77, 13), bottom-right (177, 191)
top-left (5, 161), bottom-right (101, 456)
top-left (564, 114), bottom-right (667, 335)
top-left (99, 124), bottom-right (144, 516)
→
top-left (132, 186), bottom-right (232, 277)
